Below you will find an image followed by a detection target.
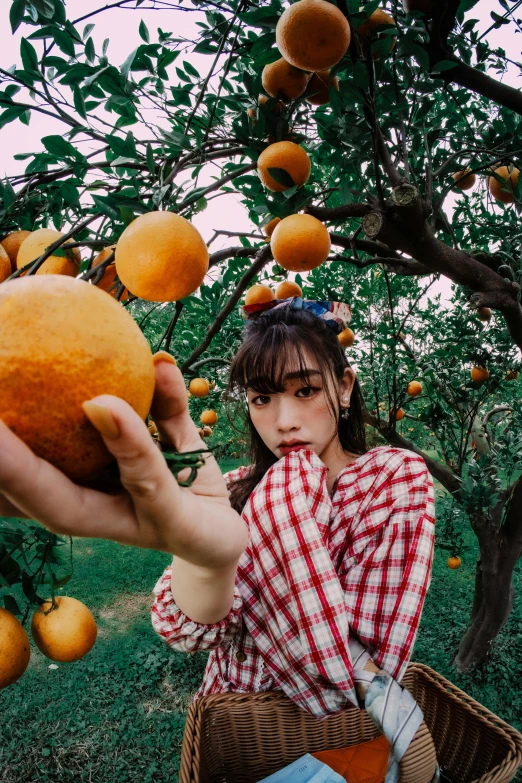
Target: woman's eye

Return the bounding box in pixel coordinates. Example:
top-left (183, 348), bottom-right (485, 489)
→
top-left (251, 395), bottom-right (270, 405)
top-left (296, 386), bottom-right (319, 397)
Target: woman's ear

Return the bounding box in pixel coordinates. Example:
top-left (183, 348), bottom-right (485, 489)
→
top-left (341, 367), bottom-right (356, 399)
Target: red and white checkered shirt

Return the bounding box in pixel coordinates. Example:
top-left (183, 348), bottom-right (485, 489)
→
top-left (151, 446), bottom-right (435, 718)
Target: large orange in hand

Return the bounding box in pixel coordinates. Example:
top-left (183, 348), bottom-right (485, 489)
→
top-left (31, 596), bottom-right (97, 662)
top-left (115, 211), bottom-right (209, 302)
top-left (0, 275), bottom-right (155, 482)
top-left (0, 608), bottom-right (31, 689)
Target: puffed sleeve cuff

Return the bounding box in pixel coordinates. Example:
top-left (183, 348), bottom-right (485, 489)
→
top-left (151, 564), bottom-right (243, 653)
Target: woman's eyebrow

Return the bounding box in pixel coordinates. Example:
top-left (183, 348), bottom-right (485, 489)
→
top-left (247, 369), bottom-right (321, 390)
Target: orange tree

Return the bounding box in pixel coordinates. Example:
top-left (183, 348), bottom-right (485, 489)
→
top-left (1, 0), bottom-right (522, 674)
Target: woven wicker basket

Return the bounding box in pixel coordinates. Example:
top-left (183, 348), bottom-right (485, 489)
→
top-left (179, 662), bottom-right (522, 783)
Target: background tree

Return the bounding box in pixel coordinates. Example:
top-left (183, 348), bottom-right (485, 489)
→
top-left (1, 0), bottom-right (522, 674)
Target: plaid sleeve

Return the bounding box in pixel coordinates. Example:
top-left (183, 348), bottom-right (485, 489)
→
top-left (150, 564), bottom-right (243, 653)
top-left (341, 451), bottom-right (436, 681)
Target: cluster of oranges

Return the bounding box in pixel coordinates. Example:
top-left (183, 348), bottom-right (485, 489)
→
top-left (187, 377), bottom-right (218, 438)
top-left (1, 596), bottom-right (97, 690)
top-left (452, 165), bottom-right (519, 205)
top-left (0, 211), bottom-right (210, 305)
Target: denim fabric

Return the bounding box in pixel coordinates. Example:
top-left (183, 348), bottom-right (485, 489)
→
top-left (256, 754), bottom-right (346, 783)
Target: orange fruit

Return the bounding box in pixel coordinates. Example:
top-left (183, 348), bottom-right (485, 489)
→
top-left (259, 94), bottom-right (286, 113)
top-left (1, 230), bottom-right (31, 273)
top-left (305, 70), bottom-right (339, 105)
top-left (489, 166), bottom-right (519, 204)
top-left (0, 608), bottom-right (31, 689)
top-left (198, 425), bottom-right (213, 437)
top-left (275, 280), bottom-right (303, 299)
top-left (257, 141), bottom-right (311, 192)
top-left (189, 378), bottom-right (210, 398)
top-left (471, 366), bottom-right (489, 382)
top-left (148, 419), bottom-right (158, 435)
top-left (200, 409), bottom-right (218, 425)
top-left (263, 217), bottom-right (281, 237)
top-left (477, 306), bottom-right (492, 321)
top-left (394, 408), bottom-right (405, 421)
top-left (447, 556), bottom-right (461, 570)
top-left (271, 214), bottom-right (330, 272)
top-left (92, 245), bottom-right (129, 301)
top-left (247, 106), bottom-right (257, 119)
top-left (452, 169), bottom-right (476, 191)
top-left (262, 57), bottom-right (311, 101)
top-left (0, 275), bottom-right (155, 482)
top-left (17, 228), bottom-right (81, 277)
top-left (245, 283), bottom-right (275, 306)
top-left (276, 0), bottom-right (351, 72)
top-left (115, 211), bottom-right (209, 302)
top-left (0, 245), bottom-right (11, 283)
top-left (506, 370), bottom-right (519, 381)
top-left (338, 327), bottom-right (355, 347)
top-left (357, 9), bottom-right (396, 56)
top-left (407, 380), bottom-right (423, 397)
top-left (31, 596), bottom-right (97, 662)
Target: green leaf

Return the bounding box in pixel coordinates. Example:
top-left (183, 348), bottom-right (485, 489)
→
top-left (52, 28), bottom-right (76, 57)
top-left (146, 142), bottom-right (155, 175)
top-left (82, 23), bottom-right (95, 40)
top-left (139, 19), bottom-right (150, 42)
top-left (85, 37), bottom-right (95, 63)
top-left (120, 48), bottom-right (138, 80)
top-left (31, 0), bottom-right (55, 17)
top-left (73, 84), bottom-right (87, 119)
top-left (10, 0), bottom-right (26, 34)
top-left (0, 105), bottom-right (29, 130)
top-left (42, 134), bottom-right (83, 160)
top-left (183, 60), bottom-right (200, 78)
top-left (267, 167), bottom-right (295, 188)
top-left (20, 38), bottom-right (39, 73)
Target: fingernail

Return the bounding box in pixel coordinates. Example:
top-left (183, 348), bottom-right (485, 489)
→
top-left (82, 401), bottom-right (120, 440)
top-left (153, 351), bottom-right (177, 366)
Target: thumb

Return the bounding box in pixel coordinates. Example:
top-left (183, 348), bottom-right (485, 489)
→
top-left (82, 394), bottom-right (180, 503)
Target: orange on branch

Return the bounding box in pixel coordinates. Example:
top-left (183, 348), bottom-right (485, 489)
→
top-left (189, 378), bottom-right (210, 398)
top-left (0, 246), bottom-right (11, 283)
top-left (338, 327), bottom-right (355, 347)
top-left (92, 245), bottom-right (129, 301)
top-left (245, 283), bottom-right (275, 306)
top-left (0, 275), bottom-right (155, 482)
top-left (471, 366), bottom-right (489, 382)
top-left (262, 57), bottom-right (311, 101)
top-left (276, 0), bottom-right (351, 72)
top-left (489, 166), bottom-right (520, 204)
top-left (275, 280), bottom-right (303, 299)
top-left (1, 230), bottom-right (31, 273)
top-left (17, 228), bottom-right (81, 277)
top-left (200, 409), bottom-right (218, 425)
top-left (115, 211), bottom-right (209, 302)
top-left (407, 381), bottom-right (423, 397)
top-left (0, 608), bottom-right (31, 690)
top-left (257, 141), bottom-right (311, 192)
top-left (31, 596), bottom-right (97, 662)
top-left (357, 9), bottom-right (396, 57)
top-left (452, 169), bottom-right (476, 191)
top-left (506, 370), bottom-right (519, 381)
top-left (477, 306), bottom-right (492, 321)
top-left (305, 70), bottom-right (339, 106)
top-left (263, 217), bottom-right (281, 238)
top-left (394, 408), bottom-right (405, 421)
top-left (271, 214), bottom-right (330, 272)
top-left (147, 419), bottom-right (158, 435)
top-left (447, 556), bottom-right (462, 570)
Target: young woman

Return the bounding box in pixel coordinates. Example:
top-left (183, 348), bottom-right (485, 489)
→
top-left (0, 296), bottom-right (437, 781)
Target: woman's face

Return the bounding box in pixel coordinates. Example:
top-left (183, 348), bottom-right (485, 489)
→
top-left (246, 349), bottom-right (355, 461)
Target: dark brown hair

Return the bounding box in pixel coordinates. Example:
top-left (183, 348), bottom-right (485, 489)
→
top-left (224, 305), bottom-right (367, 514)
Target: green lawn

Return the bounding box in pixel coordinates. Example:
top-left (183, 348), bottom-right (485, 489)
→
top-left (1, 457), bottom-right (522, 782)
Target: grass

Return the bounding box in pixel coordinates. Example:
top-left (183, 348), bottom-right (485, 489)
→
top-left (1, 455), bottom-right (522, 782)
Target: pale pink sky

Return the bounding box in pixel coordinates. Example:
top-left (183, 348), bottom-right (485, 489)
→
top-left (0, 1), bottom-right (518, 306)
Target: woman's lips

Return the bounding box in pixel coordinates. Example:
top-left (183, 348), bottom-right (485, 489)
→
top-left (279, 443), bottom-right (309, 454)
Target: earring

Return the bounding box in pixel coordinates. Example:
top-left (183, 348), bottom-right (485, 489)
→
top-left (341, 396), bottom-right (350, 419)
